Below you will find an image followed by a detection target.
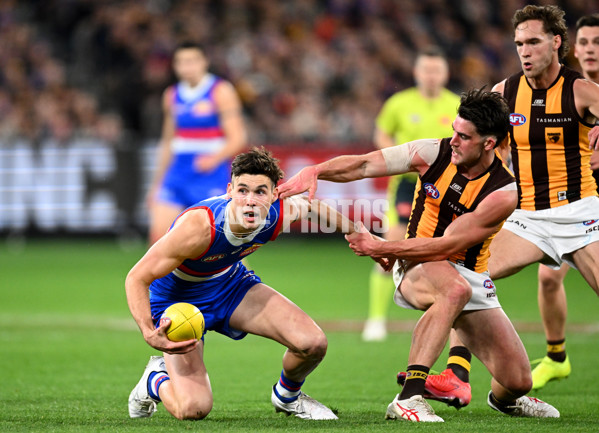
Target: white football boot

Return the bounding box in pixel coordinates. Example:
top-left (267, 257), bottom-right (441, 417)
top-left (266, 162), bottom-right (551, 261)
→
top-left (271, 387), bottom-right (338, 420)
top-left (487, 391), bottom-right (560, 418)
top-left (385, 394), bottom-right (444, 422)
top-left (128, 356), bottom-right (167, 418)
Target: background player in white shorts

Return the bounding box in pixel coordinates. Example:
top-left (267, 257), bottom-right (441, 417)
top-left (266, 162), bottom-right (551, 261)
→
top-left (530, 13), bottom-right (599, 389)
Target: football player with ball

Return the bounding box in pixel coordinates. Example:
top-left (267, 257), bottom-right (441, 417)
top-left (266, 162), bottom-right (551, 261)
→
top-left (126, 147), bottom-right (354, 421)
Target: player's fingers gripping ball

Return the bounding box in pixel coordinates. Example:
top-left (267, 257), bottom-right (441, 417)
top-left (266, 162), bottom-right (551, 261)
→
top-left (160, 302), bottom-right (205, 341)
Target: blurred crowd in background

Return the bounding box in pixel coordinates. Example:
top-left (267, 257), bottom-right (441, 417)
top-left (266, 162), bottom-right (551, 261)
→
top-left (0, 0), bottom-right (595, 145)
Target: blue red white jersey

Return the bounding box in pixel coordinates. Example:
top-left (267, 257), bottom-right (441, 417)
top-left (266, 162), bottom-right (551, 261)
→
top-left (170, 195), bottom-right (284, 281)
top-left (169, 73), bottom-right (225, 155)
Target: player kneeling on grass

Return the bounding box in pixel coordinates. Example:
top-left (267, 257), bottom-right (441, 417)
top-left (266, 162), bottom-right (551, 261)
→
top-left (126, 147), bottom-right (354, 421)
top-left (279, 89), bottom-right (560, 422)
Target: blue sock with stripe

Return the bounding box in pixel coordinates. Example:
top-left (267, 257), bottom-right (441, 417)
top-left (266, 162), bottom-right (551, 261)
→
top-left (147, 370), bottom-right (169, 402)
top-left (273, 371), bottom-right (304, 403)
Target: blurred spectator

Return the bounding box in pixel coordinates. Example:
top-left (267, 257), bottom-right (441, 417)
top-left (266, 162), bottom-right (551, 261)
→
top-left (0, 0), bottom-right (596, 144)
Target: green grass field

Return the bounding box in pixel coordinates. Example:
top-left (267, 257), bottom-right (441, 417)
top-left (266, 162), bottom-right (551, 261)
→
top-left (1, 236), bottom-right (598, 432)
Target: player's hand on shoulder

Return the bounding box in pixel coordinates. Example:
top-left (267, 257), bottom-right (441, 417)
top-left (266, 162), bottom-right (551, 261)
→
top-left (278, 166), bottom-right (319, 200)
top-left (144, 317), bottom-right (200, 354)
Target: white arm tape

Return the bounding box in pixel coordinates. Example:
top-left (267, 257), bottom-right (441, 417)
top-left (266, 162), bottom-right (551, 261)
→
top-left (381, 139), bottom-right (440, 174)
top-left (496, 181), bottom-right (517, 192)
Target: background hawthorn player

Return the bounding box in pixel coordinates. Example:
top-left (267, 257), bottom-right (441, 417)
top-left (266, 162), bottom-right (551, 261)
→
top-left (530, 13), bottom-right (599, 390)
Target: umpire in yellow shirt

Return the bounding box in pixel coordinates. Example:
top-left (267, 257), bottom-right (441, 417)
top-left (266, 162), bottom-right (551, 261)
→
top-left (363, 46), bottom-right (460, 341)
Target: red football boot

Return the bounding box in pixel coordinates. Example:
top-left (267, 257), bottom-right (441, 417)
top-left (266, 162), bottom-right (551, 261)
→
top-left (397, 368), bottom-right (471, 409)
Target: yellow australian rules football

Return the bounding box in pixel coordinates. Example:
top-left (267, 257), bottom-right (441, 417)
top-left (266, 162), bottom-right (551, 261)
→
top-left (161, 302), bottom-right (205, 341)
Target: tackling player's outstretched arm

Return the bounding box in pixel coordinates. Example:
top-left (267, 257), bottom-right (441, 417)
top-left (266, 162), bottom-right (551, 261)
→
top-left (125, 209), bottom-right (212, 354)
top-left (346, 187), bottom-right (517, 262)
top-left (281, 195), bottom-right (356, 235)
top-left (278, 139), bottom-right (439, 200)
top-left (278, 150), bottom-right (388, 201)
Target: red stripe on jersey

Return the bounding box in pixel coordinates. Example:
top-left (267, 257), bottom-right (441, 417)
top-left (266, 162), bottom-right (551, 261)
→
top-left (176, 128), bottom-right (225, 139)
top-left (177, 263), bottom-right (230, 276)
top-left (170, 206), bottom-right (215, 260)
top-left (270, 199), bottom-right (284, 241)
top-left (193, 207), bottom-right (215, 260)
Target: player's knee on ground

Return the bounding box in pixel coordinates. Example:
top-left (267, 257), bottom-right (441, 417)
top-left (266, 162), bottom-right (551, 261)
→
top-left (498, 368), bottom-right (533, 398)
top-left (172, 395), bottom-right (213, 420)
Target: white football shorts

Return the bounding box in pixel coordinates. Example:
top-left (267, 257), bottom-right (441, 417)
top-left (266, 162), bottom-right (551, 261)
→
top-left (502, 196), bottom-right (599, 269)
top-left (392, 260), bottom-right (502, 311)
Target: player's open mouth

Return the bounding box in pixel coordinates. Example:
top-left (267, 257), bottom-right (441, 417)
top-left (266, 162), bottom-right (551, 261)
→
top-left (523, 62), bottom-right (532, 70)
top-left (243, 211), bottom-right (257, 221)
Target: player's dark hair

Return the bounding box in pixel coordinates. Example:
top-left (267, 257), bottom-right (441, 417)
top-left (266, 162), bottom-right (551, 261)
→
top-left (416, 46), bottom-right (447, 61)
top-left (576, 14), bottom-right (599, 32)
top-left (457, 88), bottom-right (509, 147)
top-left (512, 5), bottom-right (569, 59)
top-left (175, 41), bottom-right (205, 54)
top-left (231, 147), bottom-right (285, 187)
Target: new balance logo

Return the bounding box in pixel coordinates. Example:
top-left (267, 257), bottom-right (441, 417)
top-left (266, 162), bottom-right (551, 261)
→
top-left (532, 99), bottom-right (545, 106)
top-left (450, 182), bottom-right (463, 193)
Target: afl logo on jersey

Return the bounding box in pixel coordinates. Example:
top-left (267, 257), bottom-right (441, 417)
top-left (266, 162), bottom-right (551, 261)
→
top-left (483, 279), bottom-right (495, 290)
top-left (202, 253), bottom-right (226, 262)
top-left (583, 219), bottom-right (598, 226)
top-left (510, 113), bottom-right (526, 126)
top-left (423, 183), bottom-right (440, 199)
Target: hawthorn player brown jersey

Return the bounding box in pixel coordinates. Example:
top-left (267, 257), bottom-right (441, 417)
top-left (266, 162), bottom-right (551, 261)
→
top-left (503, 66), bottom-right (598, 211)
top-left (406, 138), bottom-right (516, 273)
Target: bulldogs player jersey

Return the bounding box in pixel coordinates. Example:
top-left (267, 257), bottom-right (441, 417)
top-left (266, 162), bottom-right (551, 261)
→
top-left (170, 195), bottom-right (284, 280)
top-left (170, 74), bottom-right (226, 155)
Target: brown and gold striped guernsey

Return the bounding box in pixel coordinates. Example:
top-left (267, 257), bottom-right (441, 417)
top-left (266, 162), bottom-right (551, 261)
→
top-left (503, 65), bottom-right (597, 211)
top-left (407, 138), bottom-right (515, 272)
